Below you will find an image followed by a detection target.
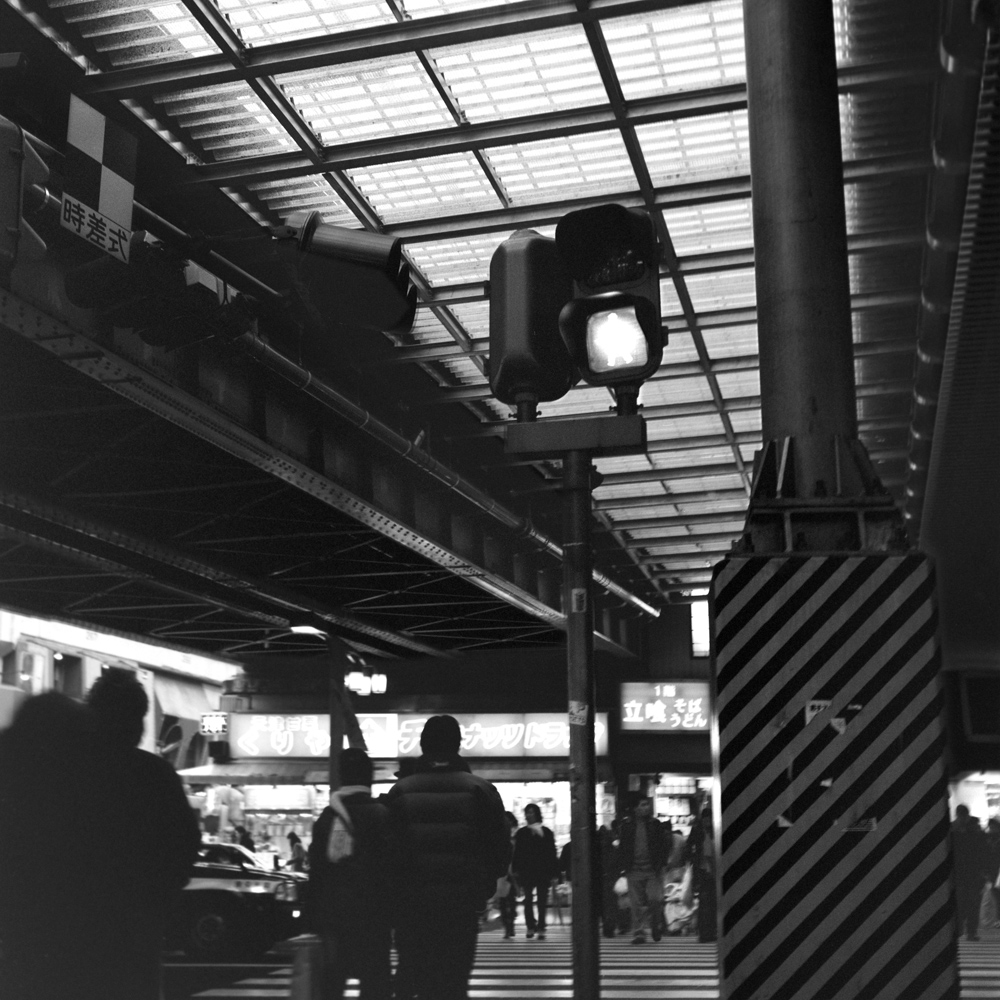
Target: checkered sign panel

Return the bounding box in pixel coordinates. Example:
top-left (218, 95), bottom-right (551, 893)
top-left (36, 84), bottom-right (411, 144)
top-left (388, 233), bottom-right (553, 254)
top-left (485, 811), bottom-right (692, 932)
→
top-left (712, 553), bottom-right (959, 1000)
top-left (60, 96), bottom-right (136, 262)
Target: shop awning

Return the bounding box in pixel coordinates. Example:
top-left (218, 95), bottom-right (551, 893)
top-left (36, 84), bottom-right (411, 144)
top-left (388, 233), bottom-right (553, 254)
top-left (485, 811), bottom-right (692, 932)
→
top-left (178, 760), bottom-right (330, 785)
top-left (155, 673), bottom-right (219, 721)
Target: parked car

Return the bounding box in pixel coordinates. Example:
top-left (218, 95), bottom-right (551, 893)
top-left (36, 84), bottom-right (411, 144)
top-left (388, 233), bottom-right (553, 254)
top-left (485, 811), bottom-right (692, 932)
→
top-left (169, 842), bottom-right (306, 960)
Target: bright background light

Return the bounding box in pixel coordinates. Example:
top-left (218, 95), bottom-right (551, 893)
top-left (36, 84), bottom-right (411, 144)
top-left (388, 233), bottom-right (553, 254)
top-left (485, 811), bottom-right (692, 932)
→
top-left (586, 307), bottom-right (648, 373)
top-left (691, 601), bottom-right (711, 657)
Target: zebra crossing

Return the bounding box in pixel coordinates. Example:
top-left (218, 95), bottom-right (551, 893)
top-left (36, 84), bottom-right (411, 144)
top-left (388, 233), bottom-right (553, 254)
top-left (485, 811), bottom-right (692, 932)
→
top-left (189, 927), bottom-right (999, 998)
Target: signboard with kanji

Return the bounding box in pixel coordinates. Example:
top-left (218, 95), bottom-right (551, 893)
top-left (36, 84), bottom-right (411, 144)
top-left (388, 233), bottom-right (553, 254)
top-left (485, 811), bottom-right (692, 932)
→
top-left (60, 96), bottom-right (136, 262)
top-left (619, 681), bottom-right (711, 732)
top-left (226, 712), bottom-right (609, 759)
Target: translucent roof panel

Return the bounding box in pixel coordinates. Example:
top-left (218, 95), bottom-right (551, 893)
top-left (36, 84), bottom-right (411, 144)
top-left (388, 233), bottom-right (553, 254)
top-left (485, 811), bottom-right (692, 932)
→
top-left (684, 268), bottom-right (756, 313)
top-left (646, 414), bottom-right (725, 441)
top-left (405, 232), bottom-right (511, 287)
top-left (220, 0), bottom-right (394, 47)
top-left (604, 0), bottom-right (745, 101)
top-left (664, 201), bottom-right (754, 255)
top-left (403, 0), bottom-right (517, 14)
top-left (727, 409), bottom-right (763, 434)
top-left (448, 301), bottom-right (490, 341)
top-left (487, 132), bottom-right (638, 206)
top-left (408, 308), bottom-right (454, 347)
top-left (153, 83), bottom-right (297, 162)
top-left (543, 385), bottom-right (616, 418)
top-left (429, 28), bottom-right (608, 123)
top-left (440, 355), bottom-right (485, 385)
top-left (660, 277), bottom-right (684, 319)
top-left (247, 176), bottom-right (357, 226)
top-left (642, 376), bottom-right (715, 408)
top-left (346, 153), bottom-right (503, 223)
top-left (68, 2), bottom-right (221, 68)
top-left (637, 111), bottom-right (750, 187)
top-left (701, 324), bottom-right (758, 357)
top-left (715, 369), bottom-right (761, 400)
top-left (278, 58), bottom-right (457, 144)
top-left (660, 330), bottom-right (702, 365)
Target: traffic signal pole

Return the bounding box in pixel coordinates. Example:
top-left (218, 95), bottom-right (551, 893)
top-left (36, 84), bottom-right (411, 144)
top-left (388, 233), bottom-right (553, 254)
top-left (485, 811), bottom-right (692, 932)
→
top-left (563, 449), bottom-right (599, 1000)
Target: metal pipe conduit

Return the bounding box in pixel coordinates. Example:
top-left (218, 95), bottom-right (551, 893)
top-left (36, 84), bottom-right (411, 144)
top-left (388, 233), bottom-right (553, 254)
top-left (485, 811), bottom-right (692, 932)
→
top-left (239, 331), bottom-right (660, 619)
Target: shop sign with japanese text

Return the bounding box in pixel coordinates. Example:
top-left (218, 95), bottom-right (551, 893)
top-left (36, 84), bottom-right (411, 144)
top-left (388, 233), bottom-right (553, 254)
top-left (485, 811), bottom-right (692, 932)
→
top-left (619, 681), bottom-right (711, 732)
top-left (227, 711), bottom-right (609, 759)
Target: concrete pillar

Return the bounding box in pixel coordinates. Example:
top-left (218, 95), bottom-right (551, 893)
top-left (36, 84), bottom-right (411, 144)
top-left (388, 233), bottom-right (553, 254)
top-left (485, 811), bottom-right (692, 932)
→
top-left (745, 0), bottom-right (857, 498)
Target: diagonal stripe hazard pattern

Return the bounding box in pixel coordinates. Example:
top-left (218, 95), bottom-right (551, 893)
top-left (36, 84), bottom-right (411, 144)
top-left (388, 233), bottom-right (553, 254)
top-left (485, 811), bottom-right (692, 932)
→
top-left (712, 553), bottom-right (960, 1000)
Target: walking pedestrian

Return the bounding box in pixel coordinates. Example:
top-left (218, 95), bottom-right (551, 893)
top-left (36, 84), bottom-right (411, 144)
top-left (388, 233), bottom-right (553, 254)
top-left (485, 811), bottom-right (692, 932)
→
top-left (0, 692), bottom-right (123, 1000)
top-left (386, 715), bottom-right (510, 1000)
top-left (307, 748), bottom-right (392, 999)
top-left (986, 817), bottom-right (1000, 927)
top-left (685, 807), bottom-right (717, 942)
top-left (619, 796), bottom-right (671, 943)
top-left (511, 803), bottom-right (559, 940)
top-left (88, 668), bottom-right (202, 999)
top-left (288, 831), bottom-right (307, 872)
top-left (499, 812), bottom-right (519, 939)
top-left (951, 804), bottom-right (991, 940)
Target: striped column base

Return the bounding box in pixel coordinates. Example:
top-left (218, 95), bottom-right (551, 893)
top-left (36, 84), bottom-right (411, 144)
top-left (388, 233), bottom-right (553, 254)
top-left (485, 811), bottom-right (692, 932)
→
top-left (712, 553), bottom-right (959, 1000)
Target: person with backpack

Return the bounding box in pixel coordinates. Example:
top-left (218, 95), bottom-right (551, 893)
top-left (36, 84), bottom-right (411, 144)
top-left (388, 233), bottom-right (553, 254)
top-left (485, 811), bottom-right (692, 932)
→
top-left (307, 748), bottom-right (393, 999)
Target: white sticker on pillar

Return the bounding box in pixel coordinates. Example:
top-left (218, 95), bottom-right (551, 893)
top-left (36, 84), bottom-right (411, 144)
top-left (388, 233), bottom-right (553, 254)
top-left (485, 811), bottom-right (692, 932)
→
top-left (571, 588), bottom-right (587, 613)
top-left (568, 701), bottom-right (588, 726)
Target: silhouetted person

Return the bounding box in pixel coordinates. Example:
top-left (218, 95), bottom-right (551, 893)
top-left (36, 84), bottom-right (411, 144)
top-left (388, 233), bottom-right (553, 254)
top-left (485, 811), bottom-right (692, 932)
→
top-left (88, 668), bottom-right (200, 998)
top-left (288, 830), bottom-right (307, 872)
top-left (951, 804), bottom-right (990, 940)
top-left (0, 692), bottom-right (123, 1000)
top-left (308, 748), bottom-right (392, 999)
top-left (685, 807), bottom-right (717, 942)
top-left (987, 817), bottom-right (1000, 927)
top-left (234, 824), bottom-right (255, 852)
top-left (387, 715), bottom-right (510, 1000)
top-left (499, 811), bottom-right (519, 939)
top-left (511, 803), bottom-right (558, 939)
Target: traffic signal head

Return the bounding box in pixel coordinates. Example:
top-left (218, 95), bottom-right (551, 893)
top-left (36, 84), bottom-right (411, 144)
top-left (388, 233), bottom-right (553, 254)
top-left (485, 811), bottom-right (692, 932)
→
top-left (556, 205), bottom-right (663, 389)
top-left (274, 210), bottom-right (417, 336)
top-left (488, 229), bottom-right (577, 420)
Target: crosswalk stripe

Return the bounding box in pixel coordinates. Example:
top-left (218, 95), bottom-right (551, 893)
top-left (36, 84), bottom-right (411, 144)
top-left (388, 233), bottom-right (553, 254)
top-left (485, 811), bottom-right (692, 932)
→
top-left (187, 930), bottom-right (997, 998)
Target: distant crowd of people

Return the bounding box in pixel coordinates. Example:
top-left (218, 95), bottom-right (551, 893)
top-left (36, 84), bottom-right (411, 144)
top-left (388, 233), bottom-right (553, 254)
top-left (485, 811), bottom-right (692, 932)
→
top-left (3, 681), bottom-right (997, 1000)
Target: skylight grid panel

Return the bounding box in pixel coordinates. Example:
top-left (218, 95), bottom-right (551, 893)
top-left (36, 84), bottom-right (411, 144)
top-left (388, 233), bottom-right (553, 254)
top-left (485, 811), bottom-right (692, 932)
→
top-left (655, 328), bottom-right (701, 365)
top-left (279, 58), bottom-right (455, 144)
top-left (429, 27), bottom-right (606, 123)
top-left (726, 409), bottom-right (762, 433)
top-left (248, 177), bottom-right (356, 225)
top-left (448, 301), bottom-right (489, 340)
top-left (663, 473), bottom-right (746, 494)
top-left (541, 386), bottom-right (615, 418)
top-left (663, 201), bottom-right (754, 255)
top-left (69, 4), bottom-right (220, 67)
top-left (347, 153), bottom-right (503, 223)
top-left (403, 0), bottom-right (516, 15)
top-left (637, 111), bottom-right (750, 187)
top-left (701, 324), bottom-right (758, 358)
top-left (405, 232), bottom-right (511, 286)
top-left (594, 455), bottom-right (655, 477)
top-left (441, 356), bottom-right (486, 384)
top-left (488, 132), bottom-right (637, 205)
top-left (604, 0), bottom-right (745, 101)
top-left (593, 482), bottom-right (670, 502)
top-left (408, 309), bottom-right (453, 346)
top-left (651, 446), bottom-right (735, 469)
top-left (646, 414), bottom-right (724, 441)
top-left (660, 277), bottom-right (683, 319)
top-left (714, 369), bottom-right (761, 400)
top-left (671, 498), bottom-right (748, 518)
top-left (219, 0), bottom-right (394, 47)
top-left (641, 376), bottom-right (715, 407)
top-left (683, 267), bottom-right (756, 312)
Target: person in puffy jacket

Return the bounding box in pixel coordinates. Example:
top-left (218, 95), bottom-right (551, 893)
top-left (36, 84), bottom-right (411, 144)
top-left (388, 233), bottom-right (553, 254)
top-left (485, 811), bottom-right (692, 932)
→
top-left (618, 796), bottom-right (671, 943)
top-left (386, 715), bottom-right (510, 1000)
